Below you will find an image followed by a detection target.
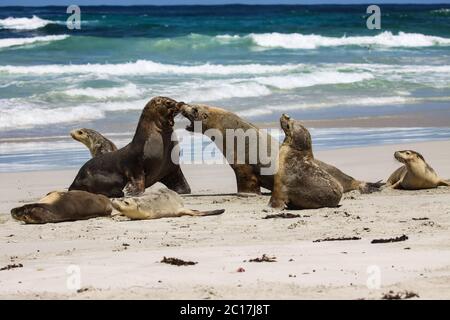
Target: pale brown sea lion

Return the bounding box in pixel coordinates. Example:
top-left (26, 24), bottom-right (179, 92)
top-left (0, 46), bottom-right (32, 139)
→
top-left (181, 104), bottom-right (381, 194)
top-left (269, 114), bottom-right (343, 209)
top-left (69, 97), bottom-right (191, 197)
top-left (386, 150), bottom-right (450, 190)
top-left (11, 190), bottom-right (112, 224)
top-left (112, 188), bottom-right (224, 220)
top-left (70, 128), bottom-right (117, 157)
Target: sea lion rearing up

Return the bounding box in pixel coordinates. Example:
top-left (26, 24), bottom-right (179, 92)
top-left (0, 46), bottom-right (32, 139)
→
top-left (386, 150), bottom-right (450, 190)
top-left (11, 191), bottom-right (112, 224)
top-left (181, 104), bottom-right (381, 194)
top-left (181, 104), bottom-right (277, 194)
top-left (269, 114), bottom-right (343, 209)
top-left (69, 97), bottom-right (191, 198)
top-left (70, 128), bottom-right (117, 157)
top-left (112, 188), bottom-right (225, 220)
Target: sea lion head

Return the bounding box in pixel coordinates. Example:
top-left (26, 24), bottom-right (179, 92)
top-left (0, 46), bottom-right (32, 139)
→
top-left (70, 128), bottom-right (94, 147)
top-left (181, 104), bottom-right (209, 132)
top-left (394, 150), bottom-right (425, 164)
top-left (11, 205), bottom-right (49, 224)
top-left (142, 96), bottom-right (185, 128)
top-left (111, 198), bottom-right (148, 220)
top-left (280, 114), bottom-right (312, 152)
top-left (111, 198), bottom-right (139, 213)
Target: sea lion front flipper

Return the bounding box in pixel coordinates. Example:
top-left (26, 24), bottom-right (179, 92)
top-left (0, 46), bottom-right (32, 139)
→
top-left (160, 166), bottom-right (191, 194)
top-left (123, 174), bottom-right (146, 197)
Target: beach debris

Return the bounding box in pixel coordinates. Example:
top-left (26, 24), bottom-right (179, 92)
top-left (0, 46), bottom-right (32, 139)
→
top-left (77, 287), bottom-right (92, 294)
top-left (371, 235), bottom-right (408, 244)
top-left (313, 236), bottom-right (361, 243)
top-left (236, 267), bottom-right (245, 273)
top-left (381, 290), bottom-right (419, 300)
top-left (248, 254), bottom-right (277, 263)
top-left (0, 263), bottom-right (23, 271)
top-left (161, 256), bottom-right (197, 266)
top-left (412, 217), bottom-right (429, 221)
top-left (263, 212), bottom-right (301, 219)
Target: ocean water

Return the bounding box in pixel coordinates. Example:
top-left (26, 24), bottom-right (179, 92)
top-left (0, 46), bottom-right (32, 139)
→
top-left (1, 5), bottom-right (450, 172)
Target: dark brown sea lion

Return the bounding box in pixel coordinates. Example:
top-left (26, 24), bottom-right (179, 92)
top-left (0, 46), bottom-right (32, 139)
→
top-left (386, 150), bottom-right (450, 190)
top-left (11, 191), bottom-right (112, 224)
top-left (269, 114), bottom-right (343, 209)
top-left (69, 97), bottom-right (191, 198)
top-left (181, 103), bottom-right (381, 194)
top-left (70, 128), bottom-right (117, 157)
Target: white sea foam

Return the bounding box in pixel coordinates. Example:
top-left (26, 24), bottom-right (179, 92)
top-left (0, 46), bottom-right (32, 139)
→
top-left (0, 104), bottom-right (105, 130)
top-left (0, 35), bottom-right (69, 49)
top-left (237, 96), bottom-right (412, 117)
top-left (63, 83), bottom-right (143, 100)
top-left (0, 15), bottom-right (54, 30)
top-left (0, 60), bottom-right (303, 76)
top-left (183, 82), bottom-right (272, 102)
top-left (253, 71), bottom-right (373, 90)
top-left (217, 31), bottom-right (450, 49)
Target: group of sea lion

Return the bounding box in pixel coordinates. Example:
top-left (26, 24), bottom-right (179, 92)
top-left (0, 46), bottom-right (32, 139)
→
top-left (11, 96), bottom-right (449, 224)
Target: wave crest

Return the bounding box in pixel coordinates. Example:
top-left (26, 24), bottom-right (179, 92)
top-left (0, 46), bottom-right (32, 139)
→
top-left (0, 15), bottom-right (54, 30)
top-left (0, 35), bottom-right (69, 49)
top-left (0, 60), bottom-right (303, 76)
top-left (216, 31), bottom-right (450, 49)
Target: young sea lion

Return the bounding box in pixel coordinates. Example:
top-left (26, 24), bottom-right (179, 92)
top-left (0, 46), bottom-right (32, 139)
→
top-left (269, 114), bottom-right (343, 209)
top-left (112, 188), bottom-right (224, 220)
top-left (181, 103), bottom-right (381, 194)
top-left (181, 104), bottom-right (277, 194)
top-left (386, 150), bottom-right (450, 190)
top-left (69, 97), bottom-right (191, 198)
top-left (70, 128), bottom-right (117, 157)
top-left (11, 191), bottom-right (112, 224)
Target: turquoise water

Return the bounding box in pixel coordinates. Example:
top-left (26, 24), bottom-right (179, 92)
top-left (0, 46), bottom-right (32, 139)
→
top-left (0, 5), bottom-right (450, 171)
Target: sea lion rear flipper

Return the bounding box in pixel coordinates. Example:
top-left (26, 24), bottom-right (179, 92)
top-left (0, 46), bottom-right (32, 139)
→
top-left (160, 167), bottom-right (191, 194)
top-left (359, 180), bottom-right (384, 194)
top-left (438, 180), bottom-right (450, 187)
top-left (186, 209), bottom-right (225, 216)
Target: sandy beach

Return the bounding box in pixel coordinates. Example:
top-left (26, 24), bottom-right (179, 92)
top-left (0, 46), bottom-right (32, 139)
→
top-left (1, 140), bottom-right (449, 299)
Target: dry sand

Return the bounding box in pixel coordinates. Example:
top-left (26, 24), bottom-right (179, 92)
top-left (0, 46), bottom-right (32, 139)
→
top-left (0, 140), bottom-right (450, 299)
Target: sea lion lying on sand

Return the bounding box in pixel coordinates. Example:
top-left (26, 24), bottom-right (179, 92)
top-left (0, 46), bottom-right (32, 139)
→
top-left (70, 128), bottom-right (117, 157)
top-left (386, 150), bottom-right (450, 190)
top-left (181, 103), bottom-right (381, 194)
top-left (269, 114), bottom-right (343, 209)
top-left (11, 190), bottom-right (112, 224)
top-left (69, 97), bottom-right (191, 197)
top-left (112, 188), bottom-right (224, 220)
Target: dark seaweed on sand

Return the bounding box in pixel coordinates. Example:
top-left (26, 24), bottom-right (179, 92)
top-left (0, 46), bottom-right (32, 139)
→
top-left (161, 257), bottom-right (197, 266)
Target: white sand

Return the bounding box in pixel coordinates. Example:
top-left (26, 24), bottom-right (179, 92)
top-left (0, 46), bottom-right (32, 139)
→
top-left (1, 140), bottom-right (450, 299)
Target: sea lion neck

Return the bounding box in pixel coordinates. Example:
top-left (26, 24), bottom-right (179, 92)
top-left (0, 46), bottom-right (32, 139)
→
top-left (131, 109), bottom-right (174, 145)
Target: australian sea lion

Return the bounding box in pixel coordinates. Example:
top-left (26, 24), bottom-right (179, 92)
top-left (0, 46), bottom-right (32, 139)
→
top-left (181, 104), bottom-right (277, 194)
top-left (269, 114), bottom-right (343, 209)
top-left (181, 104), bottom-right (381, 194)
top-left (70, 128), bottom-right (117, 157)
top-left (112, 188), bottom-right (224, 220)
top-left (11, 191), bottom-right (112, 224)
top-left (69, 96), bottom-right (191, 198)
top-left (386, 150), bottom-right (450, 190)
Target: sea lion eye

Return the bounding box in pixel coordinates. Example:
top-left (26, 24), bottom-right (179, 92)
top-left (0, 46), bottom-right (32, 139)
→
top-left (77, 130), bottom-right (83, 135)
top-left (124, 200), bottom-right (130, 205)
